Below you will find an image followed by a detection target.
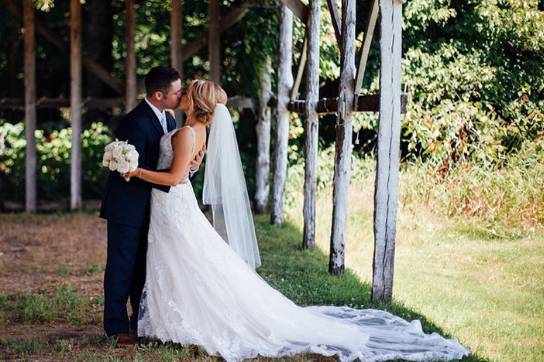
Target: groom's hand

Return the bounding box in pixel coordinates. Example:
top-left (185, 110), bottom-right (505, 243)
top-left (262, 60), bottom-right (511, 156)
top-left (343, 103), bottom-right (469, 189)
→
top-left (190, 145), bottom-right (206, 172)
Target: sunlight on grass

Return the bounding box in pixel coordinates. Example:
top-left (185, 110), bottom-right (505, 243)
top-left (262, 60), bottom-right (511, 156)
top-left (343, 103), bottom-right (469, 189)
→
top-left (282, 177), bottom-right (544, 362)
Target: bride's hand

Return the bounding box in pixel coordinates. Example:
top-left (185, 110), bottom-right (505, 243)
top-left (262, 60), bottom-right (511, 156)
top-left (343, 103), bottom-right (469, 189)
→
top-left (122, 168), bottom-right (140, 182)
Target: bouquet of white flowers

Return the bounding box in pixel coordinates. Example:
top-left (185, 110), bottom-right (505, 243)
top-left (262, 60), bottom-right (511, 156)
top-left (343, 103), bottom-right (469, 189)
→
top-left (102, 140), bottom-right (139, 180)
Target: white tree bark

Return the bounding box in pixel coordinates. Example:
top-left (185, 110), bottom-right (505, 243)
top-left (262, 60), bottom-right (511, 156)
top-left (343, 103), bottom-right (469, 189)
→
top-left (70, 0), bottom-right (82, 210)
top-left (23, 0), bottom-right (37, 213)
top-left (329, 0), bottom-right (356, 275)
top-left (372, 0), bottom-right (403, 304)
top-left (271, 6), bottom-right (293, 225)
top-left (125, 0), bottom-right (137, 112)
top-left (302, 0), bottom-right (321, 250)
top-left (208, 0), bottom-right (220, 83)
top-left (255, 57), bottom-right (272, 214)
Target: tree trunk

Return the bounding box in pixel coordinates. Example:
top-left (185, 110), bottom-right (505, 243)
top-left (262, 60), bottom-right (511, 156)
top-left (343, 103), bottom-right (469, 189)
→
top-left (329, 0), bottom-right (356, 275)
top-left (372, 0), bottom-right (403, 304)
top-left (23, 0), bottom-right (36, 212)
top-left (70, 0), bottom-right (82, 210)
top-left (208, 0), bottom-right (220, 83)
top-left (302, 0), bottom-right (320, 250)
top-left (255, 57), bottom-right (272, 214)
top-left (125, 0), bottom-right (137, 112)
top-left (271, 5), bottom-right (294, 225)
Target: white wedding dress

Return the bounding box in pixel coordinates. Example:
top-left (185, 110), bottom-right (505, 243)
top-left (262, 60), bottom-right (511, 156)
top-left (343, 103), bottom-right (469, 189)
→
top-left (137, 127), bottom-right (469, 362)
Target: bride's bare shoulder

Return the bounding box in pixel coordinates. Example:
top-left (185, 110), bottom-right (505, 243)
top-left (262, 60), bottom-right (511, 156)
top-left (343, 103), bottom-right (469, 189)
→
top-left (170, 127), bottom-right (193, 148)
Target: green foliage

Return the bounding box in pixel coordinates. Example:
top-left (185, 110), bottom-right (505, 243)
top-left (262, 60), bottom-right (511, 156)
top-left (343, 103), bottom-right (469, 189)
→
top-left (398, 0), bottom-right (544, 167)
top-left (0, 121), bottom-right (111, 202)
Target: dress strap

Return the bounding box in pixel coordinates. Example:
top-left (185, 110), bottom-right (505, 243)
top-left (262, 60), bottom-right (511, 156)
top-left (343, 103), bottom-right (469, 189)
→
top-left (183, 125), bottom-right (196, 155)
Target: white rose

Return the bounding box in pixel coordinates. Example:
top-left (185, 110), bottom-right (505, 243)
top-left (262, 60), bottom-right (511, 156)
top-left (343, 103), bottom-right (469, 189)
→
top-left (127, 149), bottom-right (139, 162)
top-left (111, 147), bottom-right (123, 161)
top-left (117, 160), bottom-right (130, 174)
top-left (108, 160), bottom-right (118, 171)
top-left (128, 160), bottom-right (138, 171)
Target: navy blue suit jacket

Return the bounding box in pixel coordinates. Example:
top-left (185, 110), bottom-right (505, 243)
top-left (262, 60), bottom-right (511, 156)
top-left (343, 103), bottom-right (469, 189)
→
top-left (100, 100), bottom-right (177, 228)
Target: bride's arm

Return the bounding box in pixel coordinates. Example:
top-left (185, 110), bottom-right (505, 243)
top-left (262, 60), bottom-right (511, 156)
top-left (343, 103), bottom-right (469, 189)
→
top-left (126, 128), bottom-right (194, 186)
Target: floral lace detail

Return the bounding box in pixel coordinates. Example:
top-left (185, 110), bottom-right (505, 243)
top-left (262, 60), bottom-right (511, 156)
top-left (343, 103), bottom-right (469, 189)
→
top-left (137, 129), bottom-right (470, 362)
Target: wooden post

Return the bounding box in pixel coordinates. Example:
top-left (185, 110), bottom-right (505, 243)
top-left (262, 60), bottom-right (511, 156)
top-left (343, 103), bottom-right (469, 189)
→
top-left (170, 0), bottom-right (183, 75)
top-left (271, 5), bottom-right (294, 225)
top-left (208, 0), bottom-right (220, 83)
top-left (23, 0), bottom-right (36, 213)
top-left (255, 57), bottom-right (272, 214)
top-left (372, 0), bottom-right (403, 304)
top-left (125, 0), bottom-right (137, 112)
top-left (302, 0), bottom-right (320, 250)
top-left (329, 0), bottom-right (356, 275)
top-left (70, 0), bottom-right (82, 210)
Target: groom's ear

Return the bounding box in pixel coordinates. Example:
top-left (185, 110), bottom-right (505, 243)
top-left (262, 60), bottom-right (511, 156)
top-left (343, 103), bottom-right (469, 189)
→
top-left (154, 91), bottom-right (163, 101)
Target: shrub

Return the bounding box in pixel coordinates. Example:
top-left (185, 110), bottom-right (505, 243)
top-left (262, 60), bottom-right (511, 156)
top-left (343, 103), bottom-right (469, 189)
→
top-left (0, 121), bottom-right (112, 202)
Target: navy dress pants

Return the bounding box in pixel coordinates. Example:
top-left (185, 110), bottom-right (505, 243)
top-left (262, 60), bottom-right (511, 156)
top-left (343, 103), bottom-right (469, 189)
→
top-left (103, 220), bottom-right (148, 336)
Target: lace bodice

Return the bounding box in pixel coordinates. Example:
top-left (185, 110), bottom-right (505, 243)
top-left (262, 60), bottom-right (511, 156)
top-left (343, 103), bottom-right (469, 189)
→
top-left (156, 126), bottom-right (196, 171)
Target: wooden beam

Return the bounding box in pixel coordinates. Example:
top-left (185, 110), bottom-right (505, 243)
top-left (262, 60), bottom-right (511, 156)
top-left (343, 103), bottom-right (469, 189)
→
top-left (279, 0), bottom-right (308, 22)
top-left (0, 0), bottom-right (123, 94)
top-left (70, 0), bottom-right (82, 210)
top-left (208, 0), bottom-right (221, 82)
top-left (255, 57), bottom-right (272, 214)
top-left (290, 31), bottom-right (308, 101)
top-left (125, 0), bottom-right (137, 112)
top-left (271, 5), bottom-right (294, 226)
top-left (23, 0), bottom-right (36, 213)
top-left (329, 0), bottom-right (356, 276)
top-left (0, 96), bottom-right (265, 110)
top-left (287, 94), bottom-right (407, 113)
top-left (181, 1), bottom-right (251, 63)
top-left (302, 0), bottom-right (321, 250)
top-left (326, 0), bottom-right (342, 47)
top-left (372, 0), bottom-right (403, 304)
top-left (0, 97), bottom-right (123, 109)
top-left (355, 0), bottom-right (379, 95)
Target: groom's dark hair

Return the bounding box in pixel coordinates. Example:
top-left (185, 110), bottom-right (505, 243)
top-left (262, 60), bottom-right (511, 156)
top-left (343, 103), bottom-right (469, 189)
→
top-left (145, 65), bottom-right (180, 94)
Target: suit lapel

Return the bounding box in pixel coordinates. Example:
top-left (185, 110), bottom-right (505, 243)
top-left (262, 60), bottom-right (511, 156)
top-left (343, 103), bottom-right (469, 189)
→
top-left (140, 100), bottom-right (165, 136)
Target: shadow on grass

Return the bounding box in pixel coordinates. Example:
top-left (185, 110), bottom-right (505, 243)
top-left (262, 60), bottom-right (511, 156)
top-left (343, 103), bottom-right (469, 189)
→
top-left (254, 215), bottom-right (488, 362)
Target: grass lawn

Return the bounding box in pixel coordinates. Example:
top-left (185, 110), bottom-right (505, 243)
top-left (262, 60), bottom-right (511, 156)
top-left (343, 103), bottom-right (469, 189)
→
top-left (0, 182), bottom-right (541, 360)
top-left (282, 182), bottom-right (544, 362)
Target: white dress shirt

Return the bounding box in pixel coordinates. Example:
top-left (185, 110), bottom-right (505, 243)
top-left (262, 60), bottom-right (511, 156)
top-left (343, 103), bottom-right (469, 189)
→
top-left (144, 97), bottom-right (168, 134)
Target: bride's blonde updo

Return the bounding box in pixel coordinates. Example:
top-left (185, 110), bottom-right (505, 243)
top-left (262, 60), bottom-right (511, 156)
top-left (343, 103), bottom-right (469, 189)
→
top-left (187, 79), bottom-right (218, 127)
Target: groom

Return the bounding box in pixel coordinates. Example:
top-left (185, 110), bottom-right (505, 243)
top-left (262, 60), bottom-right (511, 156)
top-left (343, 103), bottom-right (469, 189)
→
top-left (100, 65), bottom-right (202, 344)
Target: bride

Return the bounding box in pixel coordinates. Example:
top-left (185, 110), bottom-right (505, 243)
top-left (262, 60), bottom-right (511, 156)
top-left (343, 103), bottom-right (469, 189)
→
top-left (123, 80), bottom-right (469, 362)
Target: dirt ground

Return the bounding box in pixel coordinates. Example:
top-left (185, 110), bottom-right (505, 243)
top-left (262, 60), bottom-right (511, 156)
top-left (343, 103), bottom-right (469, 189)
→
top-left (0, 213), bottom-right (106, 296)
top-left (0, 213), bottom-right (332, 361)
